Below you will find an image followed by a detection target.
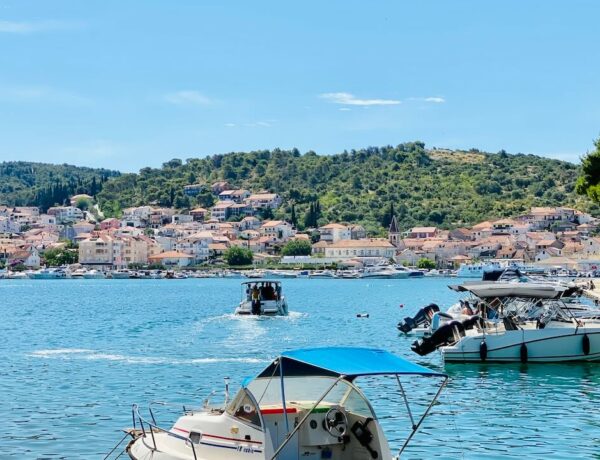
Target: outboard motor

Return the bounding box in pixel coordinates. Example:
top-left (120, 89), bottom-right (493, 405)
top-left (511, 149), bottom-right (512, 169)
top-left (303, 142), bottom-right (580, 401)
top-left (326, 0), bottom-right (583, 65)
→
top-left (431, 311), bottom-right (454, 332)
top-left (397, 303), bottom-right (440, 333)
top-left (411, 321), bottom-right (465, 356)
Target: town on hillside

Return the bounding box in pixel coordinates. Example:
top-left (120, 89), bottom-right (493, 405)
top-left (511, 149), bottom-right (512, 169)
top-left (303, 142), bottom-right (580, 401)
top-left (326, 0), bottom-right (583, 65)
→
top-left (1, 181), bottom-right (600, 272)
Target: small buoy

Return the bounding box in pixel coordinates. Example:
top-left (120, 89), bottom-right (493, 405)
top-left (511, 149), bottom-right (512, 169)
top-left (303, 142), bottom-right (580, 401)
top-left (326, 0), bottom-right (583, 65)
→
top-left (583, 334), bottom-right (591, 355)
top-left (520, 343), bottom-right (528, 363)
top-left (356, 313), bottom-right (370, 318)
top-left (479, 340), bottom-right (488, 362)
top-left (399, 304), bottom-right (404, 309)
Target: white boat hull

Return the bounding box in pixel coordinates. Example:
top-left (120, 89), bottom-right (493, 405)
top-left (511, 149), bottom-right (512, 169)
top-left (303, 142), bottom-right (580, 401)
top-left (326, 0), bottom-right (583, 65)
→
top-left (441, 328), bottom-right (600, 363)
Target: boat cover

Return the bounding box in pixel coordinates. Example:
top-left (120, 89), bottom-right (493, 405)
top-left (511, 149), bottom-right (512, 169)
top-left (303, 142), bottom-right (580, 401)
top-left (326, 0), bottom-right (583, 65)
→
top-left (255, 347), bottom-right (446, 380)
top-left (448, 283), bottom-right (580, 299)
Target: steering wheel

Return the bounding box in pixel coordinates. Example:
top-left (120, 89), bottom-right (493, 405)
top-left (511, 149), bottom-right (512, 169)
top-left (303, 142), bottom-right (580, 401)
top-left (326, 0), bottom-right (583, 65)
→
top-left (323, 406), bottom-right (348, 438)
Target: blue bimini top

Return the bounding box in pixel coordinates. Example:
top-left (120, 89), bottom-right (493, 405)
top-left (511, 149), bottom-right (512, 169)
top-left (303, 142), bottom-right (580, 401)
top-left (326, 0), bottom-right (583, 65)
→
top-left (256, 347), bottom-right (446, 381)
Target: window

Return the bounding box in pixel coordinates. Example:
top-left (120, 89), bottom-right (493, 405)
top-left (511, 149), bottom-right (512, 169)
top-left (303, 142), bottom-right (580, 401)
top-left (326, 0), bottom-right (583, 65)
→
top-left (227, 390), bottom-right (262, 428)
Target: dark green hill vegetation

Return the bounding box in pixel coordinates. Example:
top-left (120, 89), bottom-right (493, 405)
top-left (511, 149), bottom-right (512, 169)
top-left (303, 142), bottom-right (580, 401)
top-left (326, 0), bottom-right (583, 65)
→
top-left (0, 161), bottom-right (120, 211)
top-left (96, 142), bottom-right (595, 234)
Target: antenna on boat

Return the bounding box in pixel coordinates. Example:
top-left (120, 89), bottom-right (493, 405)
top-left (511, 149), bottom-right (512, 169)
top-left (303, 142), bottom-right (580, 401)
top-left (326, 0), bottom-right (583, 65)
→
top-left (224, 377), bottom-right (230, 404)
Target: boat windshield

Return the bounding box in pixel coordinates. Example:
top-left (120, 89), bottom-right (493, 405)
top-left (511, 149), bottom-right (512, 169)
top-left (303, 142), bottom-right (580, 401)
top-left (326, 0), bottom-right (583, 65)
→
top-left (244, 376), bottom-right (375, 418)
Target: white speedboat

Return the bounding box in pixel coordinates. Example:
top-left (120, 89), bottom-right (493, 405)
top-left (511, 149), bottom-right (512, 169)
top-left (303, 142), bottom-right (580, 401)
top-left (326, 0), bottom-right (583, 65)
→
top-left (309, 270), bottom-right (337, 279)
top-left (361, 266), bottom-right (408, 279)
top-left (411, 283), bottom-right (600, 362)
top-left (28, 268), bottom-right (68, 279)
top-left (7, 271), bottom-right (29, 279)
top-left (121, 347), bottom-right (447, 460)
top-left (72, 269), bottom-right (89, 279)
top-left (235, 281), bottom-right (288, 316)
top-left (83, 269), bottom-right (106, 279)
top-left (243, 270), bottom-right (265, 279)
top-left (110, 269), bottom-right (131, 279)
top-left (337, 270), bottom-right (361, 279)
top-left (265, 270), bottom-right (297, 279)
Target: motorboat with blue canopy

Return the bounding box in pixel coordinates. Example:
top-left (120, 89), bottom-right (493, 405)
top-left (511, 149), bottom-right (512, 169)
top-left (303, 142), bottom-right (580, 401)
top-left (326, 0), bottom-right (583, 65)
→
top-left (119, 347), bottom-right (447, 460)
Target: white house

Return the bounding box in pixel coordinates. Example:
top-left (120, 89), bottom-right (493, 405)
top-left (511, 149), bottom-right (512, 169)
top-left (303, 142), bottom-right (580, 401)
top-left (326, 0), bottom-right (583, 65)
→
top-left (321, 239), bottom-right (395, 259)
top-left (47, 206), bottom-right (84, 223)
top-left (260, 220), bottom-right (295, 242)
top-left (319, 223), bottom-right (351, 243)
top-left (148, 250), bottom-right (193, 267)
top-left (246, 193), bottom-right (282, 210)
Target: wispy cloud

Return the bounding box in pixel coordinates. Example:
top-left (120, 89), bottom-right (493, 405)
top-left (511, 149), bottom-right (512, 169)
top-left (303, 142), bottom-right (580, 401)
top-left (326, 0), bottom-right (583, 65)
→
top-left (164, 90), bottom-right (212, 106)
top-left (0, 20), bottom-right (83, 34)
top-left (408, 96), bottom-right (446, 103)
top-left (0, 85), bottom-right (91, 105)
top-left (319, 92), bottom-right (401, 106)
top-left (245, 121), bottom-right (271, 128)
top-left (339, 107), bottom-right (352, 111)
top-left (424, 96), bottom-right (445, 103)
top-left (224, 122), bottom-right (236, 127)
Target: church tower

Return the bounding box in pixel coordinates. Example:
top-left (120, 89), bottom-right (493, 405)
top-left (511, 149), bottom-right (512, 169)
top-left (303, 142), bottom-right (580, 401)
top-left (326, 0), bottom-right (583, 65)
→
top-left (388, 215), bottom-right (400, 247)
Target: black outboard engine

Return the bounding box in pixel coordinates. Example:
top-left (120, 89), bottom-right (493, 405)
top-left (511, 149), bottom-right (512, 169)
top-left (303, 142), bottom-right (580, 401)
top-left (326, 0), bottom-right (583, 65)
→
top-left (397, 303), bottom-right (440, 333)
top-left (411, 320), bottom-right (465, 356)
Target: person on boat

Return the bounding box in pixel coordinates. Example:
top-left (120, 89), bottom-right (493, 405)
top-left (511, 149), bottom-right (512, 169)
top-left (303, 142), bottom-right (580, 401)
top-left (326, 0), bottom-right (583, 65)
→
top-left (251, 284), bottom-right (261, 315)
top-left (263, 282), bottom-right (275, 300)
top-left (461, 300), bottom-right (474, 316)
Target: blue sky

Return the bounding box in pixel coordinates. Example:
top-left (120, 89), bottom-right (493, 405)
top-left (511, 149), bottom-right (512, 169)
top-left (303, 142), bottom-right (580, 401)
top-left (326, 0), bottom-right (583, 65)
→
top-left (0, 0), bottom-right (599, 172)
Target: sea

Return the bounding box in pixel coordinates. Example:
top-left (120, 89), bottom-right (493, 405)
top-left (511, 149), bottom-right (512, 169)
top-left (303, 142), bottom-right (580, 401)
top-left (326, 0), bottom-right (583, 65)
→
top-left (1, 277), bottom-right (599, 459)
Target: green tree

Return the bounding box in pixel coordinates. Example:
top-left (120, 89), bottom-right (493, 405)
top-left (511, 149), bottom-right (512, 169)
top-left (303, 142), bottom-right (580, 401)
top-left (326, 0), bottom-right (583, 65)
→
top-left (416, 258), bottom-right (436, 269)
top-left (281, 239), bottom-right (312, 256)
top-left (576, 137), bottom-right (600, 202)
top-left (290, 204), bottom-right (297, 227)
top-left (75, 197), bottom-right (91, 211)
top-left (224, 246), bottom-right (253, 266)
top-left (43, 248), bottom-right (78, 266)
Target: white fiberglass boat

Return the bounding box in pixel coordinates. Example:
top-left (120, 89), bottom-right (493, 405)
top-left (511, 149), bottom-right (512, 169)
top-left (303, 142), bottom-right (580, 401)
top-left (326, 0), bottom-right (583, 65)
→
top-left (120, 347), bottom-right (447, 460)
top-left (235, 281), bottom-right (288, 316)
top-left (411, 283), bottom-right (600, 363)
top-left (110, 269), bottom-right (131, 279)
top-left (28, 268), bottom-right (68, 279)
top-left (309, 270), bottom-right (337, 279)
top-left (361, 266), bottom-right (409, 279)
top-left (83, 269), bottom-right (106, 279)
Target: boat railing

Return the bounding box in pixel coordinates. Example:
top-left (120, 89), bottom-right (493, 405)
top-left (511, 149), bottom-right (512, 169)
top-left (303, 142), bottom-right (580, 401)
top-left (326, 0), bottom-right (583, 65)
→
top-left (131, 403), bottom-right (198, 460)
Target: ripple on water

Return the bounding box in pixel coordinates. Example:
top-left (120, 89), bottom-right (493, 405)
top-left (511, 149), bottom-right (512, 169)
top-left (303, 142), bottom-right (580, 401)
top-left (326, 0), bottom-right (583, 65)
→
top-left (1, 278), bottom-right (599, 459)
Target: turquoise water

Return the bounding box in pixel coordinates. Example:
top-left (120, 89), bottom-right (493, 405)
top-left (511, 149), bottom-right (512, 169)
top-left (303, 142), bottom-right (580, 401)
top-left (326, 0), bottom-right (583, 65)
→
top-left (1, 278), bottom-right (599, 459)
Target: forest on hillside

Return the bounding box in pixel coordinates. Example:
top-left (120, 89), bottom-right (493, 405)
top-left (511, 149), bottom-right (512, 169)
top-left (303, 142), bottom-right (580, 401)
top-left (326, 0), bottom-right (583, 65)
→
top-left (1, 143), bottom-right (595, 234)
top-left (0, 162), bottom-right (120, 211)
top-left (94, 142), bottom-right (595, 234)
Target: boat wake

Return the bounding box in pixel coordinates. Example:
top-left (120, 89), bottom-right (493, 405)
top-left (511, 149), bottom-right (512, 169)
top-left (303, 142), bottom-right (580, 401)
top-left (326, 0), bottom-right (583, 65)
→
top-left (28, 348), bottom-right (266, 365)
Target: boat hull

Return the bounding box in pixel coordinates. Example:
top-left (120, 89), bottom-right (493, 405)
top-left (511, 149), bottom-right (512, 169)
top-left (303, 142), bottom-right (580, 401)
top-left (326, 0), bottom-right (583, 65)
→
top-left (441, 328), bottom-right (600, 363)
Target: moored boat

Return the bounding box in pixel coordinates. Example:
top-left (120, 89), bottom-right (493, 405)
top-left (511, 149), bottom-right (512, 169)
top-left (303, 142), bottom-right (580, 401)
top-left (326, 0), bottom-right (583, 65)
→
top-left (122, 347), bottom-right (447, 460)
top-left (83, 269), bottom-right (106, 279)
top-left (410, 282), bottom-right (600, 362)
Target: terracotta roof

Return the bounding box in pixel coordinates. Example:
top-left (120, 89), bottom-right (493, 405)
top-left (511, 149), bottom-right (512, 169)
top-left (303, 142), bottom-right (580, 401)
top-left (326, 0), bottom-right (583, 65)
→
top-left (262, 220), bottom-right (288, 228)
top-left (329, 239), bottom-right (394, 249)
top-left (149, 251), bottom-right (193, 259)
top-left (320, 223), bottom-right (348, 230)
top-left (472, 221), bottom-right (493, 230)
top-left (248, 193), bottom-right (278, 200)
top-left (411, 227), bottom-right (437, 233)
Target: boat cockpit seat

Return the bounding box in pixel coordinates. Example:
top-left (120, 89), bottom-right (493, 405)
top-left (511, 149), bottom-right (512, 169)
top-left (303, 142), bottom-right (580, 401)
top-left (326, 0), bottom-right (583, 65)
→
top-left (502, 316), bottom-right (520, 331)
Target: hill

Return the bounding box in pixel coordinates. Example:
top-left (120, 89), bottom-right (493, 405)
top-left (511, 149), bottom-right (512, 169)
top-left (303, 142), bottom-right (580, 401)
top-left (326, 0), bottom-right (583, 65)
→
top-left (95, 142), bottom-right (594, 234)
top-left (0, 161), bottom-right (120, 211)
